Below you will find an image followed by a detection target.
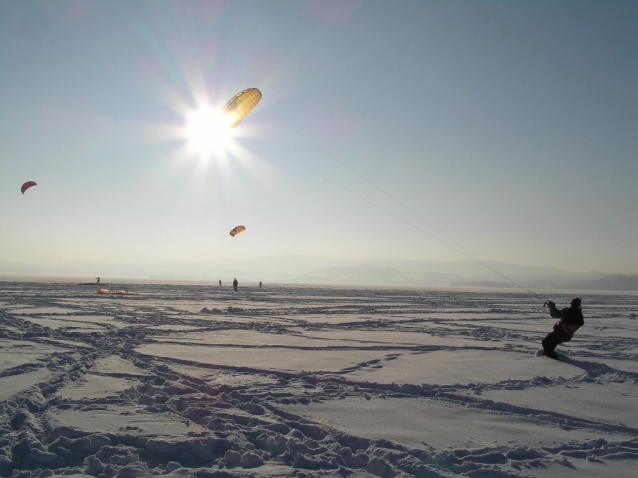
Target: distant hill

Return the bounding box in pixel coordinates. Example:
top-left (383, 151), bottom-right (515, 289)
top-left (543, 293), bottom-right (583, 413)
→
top-left (561, 274), bottom-right (638, 292)
top-left (295, 265), bottom-right (425, 286)
top-left (453, 274), bottom-right (638, 292)
top-left (296, 265), bottom-right (638, 292)
top-left (1, 257), bottom-right (637, 291)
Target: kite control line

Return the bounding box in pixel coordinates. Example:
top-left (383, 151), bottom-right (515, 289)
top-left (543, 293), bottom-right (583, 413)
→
top-left (276, 118), bottom-right (549, 305)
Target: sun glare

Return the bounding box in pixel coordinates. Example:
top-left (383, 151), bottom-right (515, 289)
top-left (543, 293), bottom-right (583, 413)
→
top-left (184, 105), bottom-right (235, 157)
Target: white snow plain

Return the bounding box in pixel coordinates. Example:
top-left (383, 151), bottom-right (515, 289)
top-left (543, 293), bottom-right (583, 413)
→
top-left (1, 281), bottom-right (637, 477)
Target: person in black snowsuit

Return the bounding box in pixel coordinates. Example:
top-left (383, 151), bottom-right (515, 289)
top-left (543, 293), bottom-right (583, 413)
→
top-left (233, 278), bottom-right (238, 292)
top-left (542, 298), bottom-right (584, 359)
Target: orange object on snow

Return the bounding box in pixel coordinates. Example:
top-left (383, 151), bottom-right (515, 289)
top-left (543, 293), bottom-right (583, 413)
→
top-left (97, 289), bottom-right (135, 295)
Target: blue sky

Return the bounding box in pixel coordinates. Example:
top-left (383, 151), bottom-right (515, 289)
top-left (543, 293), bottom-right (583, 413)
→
top-left (1, 0), bottom-right (636, 275)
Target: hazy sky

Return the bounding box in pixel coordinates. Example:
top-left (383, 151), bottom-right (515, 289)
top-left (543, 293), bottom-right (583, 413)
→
top-left (1, 0), bottom-right (636, 275)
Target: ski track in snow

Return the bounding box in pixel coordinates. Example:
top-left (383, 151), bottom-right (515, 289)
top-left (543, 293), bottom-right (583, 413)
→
top-left (1, 281), bottom-right (638, 477)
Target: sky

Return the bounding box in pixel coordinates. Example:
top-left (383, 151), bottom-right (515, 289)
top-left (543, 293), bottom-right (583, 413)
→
top-left (0, 0), bottom-right (636, 276)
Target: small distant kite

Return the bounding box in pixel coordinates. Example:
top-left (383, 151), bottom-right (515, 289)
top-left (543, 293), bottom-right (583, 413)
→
top-left (21, 181), bottom-right (37, 194)
top-left (229, 225), bottom-right (246, 237)
top-left (222, 88), bottom-right (262, 128)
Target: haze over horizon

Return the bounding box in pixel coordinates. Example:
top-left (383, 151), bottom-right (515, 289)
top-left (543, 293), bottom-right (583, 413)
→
top-left (1, 255), bottom-right (634, 289)
top-left (2, 1), bottom-right (636, 276)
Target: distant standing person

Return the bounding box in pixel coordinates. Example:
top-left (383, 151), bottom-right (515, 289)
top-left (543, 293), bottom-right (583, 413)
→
top-left (233, 278), bottom-right (238, 291)
top-left (96, 277), bottom-right (100, 284)
top-left (219, 280), bottom-right (222, 286)
top-left (259, 281), bottom-right (262, 288)
top-left (542, 298), bottom-right (584, 360)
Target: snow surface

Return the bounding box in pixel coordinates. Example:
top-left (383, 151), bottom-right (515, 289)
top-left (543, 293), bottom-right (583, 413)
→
top-left (1, 281), bottom-right (638, 477)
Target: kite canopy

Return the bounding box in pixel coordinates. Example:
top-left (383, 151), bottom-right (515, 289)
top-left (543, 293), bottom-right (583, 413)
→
top-left (229, 225), bottom-right (246, 237)
top-left (222, 88), bottom-right (262, 128)
top-left (21, 181), bottom-right (37, 194)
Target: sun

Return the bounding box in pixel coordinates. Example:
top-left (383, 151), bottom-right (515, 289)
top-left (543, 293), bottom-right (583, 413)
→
top-left (183, 105), bottom-right (235, 157)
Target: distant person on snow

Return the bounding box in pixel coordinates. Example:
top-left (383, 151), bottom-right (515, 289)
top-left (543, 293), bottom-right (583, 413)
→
top-left (542, 298), bottom-right (584, 360)
top-left (219, 280), bottom-right (222, 286)
top-left (96, 277), bottom-right (100, 284)
top-left (259, 281), bottom-right (262, 288)
top-left (233, 278), bottom-right (238, 292)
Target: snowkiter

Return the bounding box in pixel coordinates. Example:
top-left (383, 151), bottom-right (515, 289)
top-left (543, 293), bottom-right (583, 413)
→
top-left (542, 298), bottom-right (584, 359)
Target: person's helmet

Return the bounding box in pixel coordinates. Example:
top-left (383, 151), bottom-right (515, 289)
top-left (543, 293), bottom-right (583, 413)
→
top-left (571, 298), bottom-right (582, 308)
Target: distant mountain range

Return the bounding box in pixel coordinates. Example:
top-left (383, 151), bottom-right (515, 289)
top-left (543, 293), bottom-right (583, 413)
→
top-left (1, 256), bottom-right (637, 291)
top-left (292, 264), bottom-right (638, 292)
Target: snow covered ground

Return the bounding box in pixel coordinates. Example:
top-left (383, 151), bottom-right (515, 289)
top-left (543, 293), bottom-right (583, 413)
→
top-left (1, 281), bottom-right (637, 477)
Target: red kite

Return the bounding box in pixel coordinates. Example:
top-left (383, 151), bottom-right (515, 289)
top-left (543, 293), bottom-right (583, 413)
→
top-left (21, 181), bottom-right (37, 194)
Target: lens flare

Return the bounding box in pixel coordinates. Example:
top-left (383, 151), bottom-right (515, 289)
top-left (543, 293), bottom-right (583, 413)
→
top-left (184, 105), bottom-right (235, 157)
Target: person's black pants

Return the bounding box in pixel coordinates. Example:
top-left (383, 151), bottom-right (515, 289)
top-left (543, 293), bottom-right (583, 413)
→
top-left (542, 323), bottom-right (573, 356)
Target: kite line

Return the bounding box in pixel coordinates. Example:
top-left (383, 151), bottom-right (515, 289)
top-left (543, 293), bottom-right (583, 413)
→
top-left (267, 117), bottom-right (548, 304)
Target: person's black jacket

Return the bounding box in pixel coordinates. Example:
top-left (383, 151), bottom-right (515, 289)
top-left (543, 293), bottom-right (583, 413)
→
top-left (548, 302), bottom-right (584, 335)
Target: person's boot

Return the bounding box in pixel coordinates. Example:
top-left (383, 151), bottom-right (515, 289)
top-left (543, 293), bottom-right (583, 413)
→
top-left (545, 349), bottom-right (558, 360)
